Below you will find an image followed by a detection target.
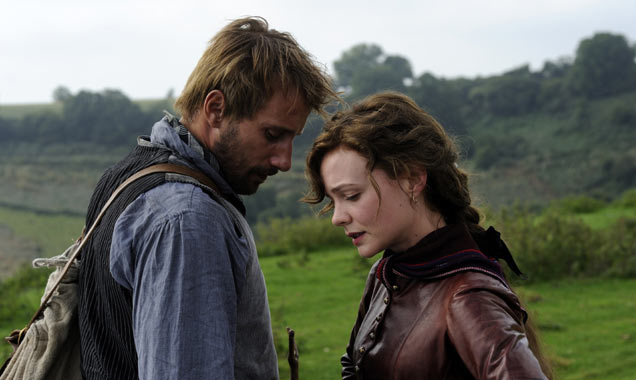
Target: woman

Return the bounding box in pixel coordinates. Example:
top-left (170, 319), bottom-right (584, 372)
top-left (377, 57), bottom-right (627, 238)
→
top-left (304, 92), bottom-right (552, 379)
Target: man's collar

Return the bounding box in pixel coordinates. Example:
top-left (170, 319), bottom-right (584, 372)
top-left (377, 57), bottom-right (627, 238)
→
top-left (163, 111), bottom-right (220, 173)
top-left (152, 112), bottom-right (246, 215)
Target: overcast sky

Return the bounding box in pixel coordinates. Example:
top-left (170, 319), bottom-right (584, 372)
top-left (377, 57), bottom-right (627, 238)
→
top-left (2, 0), bottom-right (635, 104)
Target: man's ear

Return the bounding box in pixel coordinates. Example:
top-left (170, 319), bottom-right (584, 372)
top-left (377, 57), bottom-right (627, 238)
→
top-left (202, 90), bottom-right (226, 128)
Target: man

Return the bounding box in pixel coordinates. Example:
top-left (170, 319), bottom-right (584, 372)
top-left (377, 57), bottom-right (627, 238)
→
top-left (77, 17), bottom-right (337, 380)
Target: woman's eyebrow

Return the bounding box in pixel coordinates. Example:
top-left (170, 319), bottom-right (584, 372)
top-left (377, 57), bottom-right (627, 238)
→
top-left (327, 183), bottom-right (355, 196)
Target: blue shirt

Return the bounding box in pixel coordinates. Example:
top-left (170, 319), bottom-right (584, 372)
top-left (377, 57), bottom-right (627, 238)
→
top-left (109, 116), bottom-right (279, 380)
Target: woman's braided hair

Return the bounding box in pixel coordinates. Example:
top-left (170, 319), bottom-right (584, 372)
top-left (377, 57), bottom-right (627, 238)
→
top-left (304, 91), bottom-right (481, 230)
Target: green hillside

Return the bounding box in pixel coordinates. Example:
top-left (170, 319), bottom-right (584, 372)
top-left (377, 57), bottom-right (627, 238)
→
top-left (0, 86), bottom-right (634, 220)
top-left (468, 91), bottom-right (636, 207)
top-left (3, 33), bottom-right (634, 220)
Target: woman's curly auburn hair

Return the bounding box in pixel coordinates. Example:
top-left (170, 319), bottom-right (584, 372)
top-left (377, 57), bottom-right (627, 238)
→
top-left (303, 91), bottom-right (480, 229)
top-left (304, 91), bottom-right (554, 378)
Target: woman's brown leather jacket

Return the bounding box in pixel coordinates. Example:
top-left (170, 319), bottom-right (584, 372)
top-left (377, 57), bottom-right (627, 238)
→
top-left (341, 261), bottom-right (547, 379)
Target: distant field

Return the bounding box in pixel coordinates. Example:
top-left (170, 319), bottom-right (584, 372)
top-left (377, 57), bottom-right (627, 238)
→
top-left (0, 98), bottom-right (166, 119)
top-left (0, 102), bottom-right (62, 119)
top-left (135, 98), bottom-right (171, 112)
top-left (578, 205), bottom-right (636, 229)
top-left (0, 143), bottom-right (127, 215)
top-left (0, 206), bottom-right (83, 279)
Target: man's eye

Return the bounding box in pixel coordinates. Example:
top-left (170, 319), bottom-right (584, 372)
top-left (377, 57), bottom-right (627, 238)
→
top-left (265, 129), bottom-right (282, 141)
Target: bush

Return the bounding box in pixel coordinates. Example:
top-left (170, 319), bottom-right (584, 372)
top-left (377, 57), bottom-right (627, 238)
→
top-left (610, 103), bottom-right (636, 126)
top-left (473, 134), bottom-right (528, 169)
top-left (613, 188), bottom-right (636, 208)
top-left (255, 216), bottom-right (350, 256)
top-left (598, 217), bottom-right (636, 277)
top-left (0, 263), bottom-right (50, 317)
top-left (496, 207), bottom-right (602, 282)
top-left (494, 200), bottom-right (636, 283)
top-left (553, 195), bottom-right (606, 214)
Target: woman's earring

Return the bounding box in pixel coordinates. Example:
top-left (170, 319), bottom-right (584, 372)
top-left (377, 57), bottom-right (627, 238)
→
top-left (411, 191), bottom-right (418, 204)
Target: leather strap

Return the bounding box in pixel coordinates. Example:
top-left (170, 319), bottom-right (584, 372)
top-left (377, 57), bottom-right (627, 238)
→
top-left (24, 163), bottom-right (219, 332)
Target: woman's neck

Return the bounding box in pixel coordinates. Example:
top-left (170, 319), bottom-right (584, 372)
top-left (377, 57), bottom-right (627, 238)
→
top-left (396, 202), bottom-right (447, 253)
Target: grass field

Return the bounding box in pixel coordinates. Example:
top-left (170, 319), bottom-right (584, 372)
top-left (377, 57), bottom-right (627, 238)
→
top-left (0, 201), bottom-right (634, 378)
top-left (522, 279), bottom-right (636, 380)
top-left (0, 207), bottom-right (84, 279)
top-left (577, 205), bottom-right (636, 230)
top-left (2, 245), bottom-right (634, 380)
top-left (262, 249), bottom-right (636, 380)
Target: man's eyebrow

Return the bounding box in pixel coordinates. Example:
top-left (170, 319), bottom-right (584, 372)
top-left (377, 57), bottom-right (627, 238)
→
top-left (262, 124), bottom-right (301, 136)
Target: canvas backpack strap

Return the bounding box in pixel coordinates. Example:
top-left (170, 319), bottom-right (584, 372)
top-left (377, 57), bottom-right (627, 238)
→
top-left (21, 163), bottom-right (220, 336)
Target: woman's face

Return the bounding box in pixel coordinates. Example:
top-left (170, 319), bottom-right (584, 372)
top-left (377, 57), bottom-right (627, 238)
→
top-left (320, 147), bottom-right (422, 258)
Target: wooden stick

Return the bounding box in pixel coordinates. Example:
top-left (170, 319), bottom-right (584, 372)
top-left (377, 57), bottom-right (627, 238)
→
top-left (287, 327), bottom-right (299, 380)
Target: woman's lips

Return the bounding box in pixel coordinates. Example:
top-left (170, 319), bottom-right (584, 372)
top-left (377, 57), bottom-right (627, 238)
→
top-left (348, 232), bottom-right (365, 246)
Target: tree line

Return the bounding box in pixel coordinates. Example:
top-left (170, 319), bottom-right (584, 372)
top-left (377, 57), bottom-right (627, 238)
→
top-left (334, 32), bottom-right (636, 122)
top-left (0, 89), bottom-right (175, 147)
top-left (1, 32), bottom-right (634, 151)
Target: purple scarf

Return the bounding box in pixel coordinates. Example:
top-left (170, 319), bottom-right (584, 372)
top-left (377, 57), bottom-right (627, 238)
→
top-left (376, 224), bottom-right (523, 289)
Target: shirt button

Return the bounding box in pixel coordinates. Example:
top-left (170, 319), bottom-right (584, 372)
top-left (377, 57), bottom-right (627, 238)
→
top-left (359, 346), bottom-right (366, 353)
top-left (375, 314), bottom-right (382, 322)
top-left (392, 285), bottom-right (399, 291)
top-left (369, 332), bottom-right (375, 339)
top-left (383, 296), bottom-right (389, 304)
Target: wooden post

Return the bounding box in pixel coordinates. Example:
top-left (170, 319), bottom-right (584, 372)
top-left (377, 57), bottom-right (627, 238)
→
top-left (287, 327), bottom-right (299, 380)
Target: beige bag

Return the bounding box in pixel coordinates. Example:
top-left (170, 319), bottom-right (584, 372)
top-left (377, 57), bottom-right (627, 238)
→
top-left (0, 242), bottom-right (82, 380)
top-left (0, 163), bottom-right (221, 380)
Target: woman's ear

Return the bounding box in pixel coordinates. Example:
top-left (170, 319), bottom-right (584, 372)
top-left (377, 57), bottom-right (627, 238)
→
top-left (409, 170), bottom-right (427, 195)
top-left (405, 170), bottom-right (427, 202)
top-left (202, 90), bottom-right (226, 128)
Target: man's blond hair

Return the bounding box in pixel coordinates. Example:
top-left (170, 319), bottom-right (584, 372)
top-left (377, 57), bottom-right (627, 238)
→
top-left (175, 16), bottom-right (337, 122)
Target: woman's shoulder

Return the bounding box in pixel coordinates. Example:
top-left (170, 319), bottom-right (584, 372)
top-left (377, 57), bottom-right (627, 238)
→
top-left (449, 270), bottom-right (511, 288)
top-left (443, 271), bottom-right (527, 321)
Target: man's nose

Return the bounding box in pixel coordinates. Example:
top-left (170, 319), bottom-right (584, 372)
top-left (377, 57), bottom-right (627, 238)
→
top-left (270, 141), bottom-right (292, 172)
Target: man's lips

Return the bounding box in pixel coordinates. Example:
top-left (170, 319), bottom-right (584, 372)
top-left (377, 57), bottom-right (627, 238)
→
top-left (347, 232), bottom-right (365, 246)
top-left (254, 172), bottom-right (267, 183)
top-left (252, 167), bottom-right (278, 183)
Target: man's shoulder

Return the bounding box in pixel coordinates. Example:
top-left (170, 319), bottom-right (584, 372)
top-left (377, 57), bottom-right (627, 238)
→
top-left (112, 180), bottom-right (242, 256)
top-left (138, 181), bottom-right (229, 220)
top-left (111, 180), bottom-right (231, 238)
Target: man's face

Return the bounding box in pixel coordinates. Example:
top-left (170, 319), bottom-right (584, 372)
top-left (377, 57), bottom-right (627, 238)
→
top-left (211, 90), bottom-right (310, 195)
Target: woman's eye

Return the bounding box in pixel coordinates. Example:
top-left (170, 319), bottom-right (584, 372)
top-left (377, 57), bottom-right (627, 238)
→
top-left (345, 194), bottom-right (360, 201)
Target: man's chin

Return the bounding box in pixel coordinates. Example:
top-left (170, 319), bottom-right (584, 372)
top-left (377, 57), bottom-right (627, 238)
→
top-left (233, 179), bottom-right (262, 195)
top-left (241, 184), bottom-right (260, 195)
top-left (228, 172), bottom-right (270, 195)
